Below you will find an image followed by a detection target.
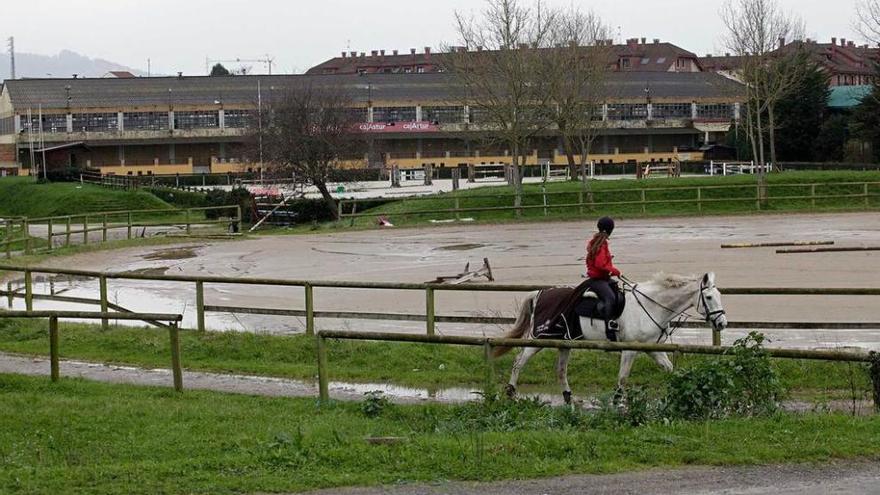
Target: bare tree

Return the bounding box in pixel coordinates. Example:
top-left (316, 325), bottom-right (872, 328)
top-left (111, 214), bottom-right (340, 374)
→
top-left (857, 0), bottom-right (880, 45)
top-left (721, 0), bottom-right (804, 179)
top-left (544, 7), bottom-right (612, 179)
top-left (254, 84), bottom-right (364, 219)
top-left (443, 0), bottom-right (557, 213)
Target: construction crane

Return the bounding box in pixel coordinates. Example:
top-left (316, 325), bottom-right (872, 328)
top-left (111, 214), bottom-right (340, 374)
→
top-left (205, 56), bottom-right (275, 76)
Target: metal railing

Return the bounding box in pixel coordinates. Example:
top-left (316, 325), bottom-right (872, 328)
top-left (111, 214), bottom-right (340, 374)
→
top-left (2, 264), bottom-right (880, 347)
top-left (1, 205), bottom-right (242, 258)
top-left (338, 181), bottom-right (880, 221)
top-left (314, 330), bottom-right (880, 410)
top-left (0, 310), bottom-right (184, 391)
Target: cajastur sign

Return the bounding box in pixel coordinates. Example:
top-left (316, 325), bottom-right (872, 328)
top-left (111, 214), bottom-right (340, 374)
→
top-left (356, 121), bottom-right (440, 133)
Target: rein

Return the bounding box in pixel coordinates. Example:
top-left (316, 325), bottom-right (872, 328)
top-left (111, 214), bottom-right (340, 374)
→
top-left (620, 276), bottom-right (723, 344)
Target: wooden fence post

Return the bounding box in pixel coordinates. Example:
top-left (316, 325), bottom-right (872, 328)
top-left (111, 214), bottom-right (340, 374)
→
top-left (168, 322), bottom-right (183, 392)
top-left (316, 334), bottom-right (329, 401)
top-left (99, 275), bottom-right (109, 330)
top-left (185, 209), bottom-right (192, 235)
top-left (305, 283), bottom-right (315, 336)
top-left (712, 329), bottom-right (721, 347)
top-left (196, 281), bottom-right (205, 332)
top-left (127, 212), bottom-right (133, 240)
top-left (24, 269), bottom-right (33, 312)
top-left (578, 191), bottom-right (584, 215)
top-left (83, 216), bottom-right (89, 245)
top-left (235, 206), bottom-right (243, 233)
top-left (484, 341), bottom-right (495, 398)
top-left (65, 217), bottom-right (71, 247)
top-left (6, 282), bottom-right (12, 308)
top-left (811, 184), bottom-right (817, 208)
top-left (865, 183), bottom-right (870, 208)
top-left (23, 219), bottom-right (31, 255)
top-left (426, 287), bottom-right (436, 336)
top-left (47, 219), bottom-right (53, 251)
top-left (640, 189), bottom-right (647, 214)
top-left (49, 316), bottom-right (59, 382)
top-left (542, 186), bottom-right (548, 217)
top-left (102, 214), bottom-right (108, 242)
top-left (454, 197), bottom-right (461, 221)
top-left (868, 352), bottom-right (880, 412)
top-left (697, 187), bottom-right (703, 214)
top-left (4, 219), bottom-right (11, 259)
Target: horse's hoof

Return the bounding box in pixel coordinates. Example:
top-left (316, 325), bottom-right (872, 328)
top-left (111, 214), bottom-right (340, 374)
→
top-left (563, 390), bottom-right (572, 405)
top-left (504, 384), bottom-right (516, 399)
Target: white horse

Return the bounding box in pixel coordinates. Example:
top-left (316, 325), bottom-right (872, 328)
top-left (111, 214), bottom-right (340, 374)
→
top-left (495, 272), bottom-right (729, 404)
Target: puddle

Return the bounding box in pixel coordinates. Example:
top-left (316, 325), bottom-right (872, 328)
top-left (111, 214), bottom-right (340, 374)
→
top-left (142, 247), bottom-right (201, 261)
top-left (119, 267), bottom-right (171, 277)
top-left (436, 243), bottom-right (486, 251)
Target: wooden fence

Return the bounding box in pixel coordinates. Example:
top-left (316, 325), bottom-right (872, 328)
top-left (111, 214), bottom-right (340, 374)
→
top-left (314, 330), bottom-right (880, 410)
top-left (337, 181), bottom-right (880, 222)
top-left (0, 205), bottom-right (242, 258)
top-left (2, 264), bottom-right (880, 348)
top-left (0, 310), bottom-right (184, 391)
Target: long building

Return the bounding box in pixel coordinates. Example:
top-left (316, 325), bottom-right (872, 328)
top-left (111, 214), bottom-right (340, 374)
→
top-left (0, 70), bottom-right (744, 177)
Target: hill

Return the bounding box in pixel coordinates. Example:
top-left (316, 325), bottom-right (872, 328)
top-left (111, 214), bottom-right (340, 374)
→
top-left (0, 178), bottom-right (171, 218)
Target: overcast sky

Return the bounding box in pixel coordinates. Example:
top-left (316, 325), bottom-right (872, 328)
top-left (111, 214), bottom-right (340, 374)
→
top-left (0, 0), bottom-right (866, 76)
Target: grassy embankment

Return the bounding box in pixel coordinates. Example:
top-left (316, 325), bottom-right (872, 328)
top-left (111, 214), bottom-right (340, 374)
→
top-left (1, 373), bottom-right (878, 494)
top-left (0, 320), bottom-right (871, 400)
top-left (311, 171), bottom-right (880, 231)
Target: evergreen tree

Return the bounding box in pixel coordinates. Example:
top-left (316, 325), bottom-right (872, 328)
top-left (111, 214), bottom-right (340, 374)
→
top-left (851, 73), bottom-right (880, 162)
top-left (210, 63), bottom-right (231, 76)
top-left (773, 63), bottom-right (830, 162)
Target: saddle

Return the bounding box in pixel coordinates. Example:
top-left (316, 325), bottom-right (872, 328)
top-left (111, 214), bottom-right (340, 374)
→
top-left (574, 289), bottom-right (626, 321)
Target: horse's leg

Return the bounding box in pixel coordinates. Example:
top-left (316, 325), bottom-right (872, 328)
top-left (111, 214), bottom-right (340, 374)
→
top-left (615, 351), bottom-right (638, 400)
top-left (506, 347), bottom-right (541, 399)
top-left (556, 348), bottom-right (572, 405)
top-left (649, 352), bottom-right (674, 373)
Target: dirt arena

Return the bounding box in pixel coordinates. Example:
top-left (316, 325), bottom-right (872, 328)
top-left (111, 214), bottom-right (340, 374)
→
top-left (12, 211), bottom-right (880, 350)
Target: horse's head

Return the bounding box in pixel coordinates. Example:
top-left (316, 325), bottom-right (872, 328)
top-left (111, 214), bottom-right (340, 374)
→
top-left (695, 272), bottom-right (727, 332)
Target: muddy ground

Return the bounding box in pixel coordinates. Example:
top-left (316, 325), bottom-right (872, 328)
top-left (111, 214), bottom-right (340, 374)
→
top-left (6, 212), bottom-right (880, 349)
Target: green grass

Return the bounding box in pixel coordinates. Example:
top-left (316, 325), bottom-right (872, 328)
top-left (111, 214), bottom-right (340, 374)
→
top-left (319, 171), bottom-right (880, 231)
top-left (0, 320), bottom-right (872, 399)
top-left (0, 373), bottom-right (878, 494)
top-left (0, 177), bottom-right (172, 218)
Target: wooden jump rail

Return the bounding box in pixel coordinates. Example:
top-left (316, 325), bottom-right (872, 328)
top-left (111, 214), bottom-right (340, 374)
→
top-left (3, 264), bottom-right (880, 348)
top-left (722, 241), bottom-right (835, 249)
top-left (314, 330), bottom-right (880, 410)
top-left (0, 310), bottom-right (184, 391)
top-left (0, 205), bottom-right (242, 258)
top-left (777, 246), bottom-right (880, 254)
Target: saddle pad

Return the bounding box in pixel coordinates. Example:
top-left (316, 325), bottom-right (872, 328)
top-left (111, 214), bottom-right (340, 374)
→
top-left (531, 281), bottom-right (591, 340)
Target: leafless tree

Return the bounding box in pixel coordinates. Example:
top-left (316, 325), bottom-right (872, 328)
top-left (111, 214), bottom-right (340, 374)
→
top-left (253, 84), bottom-right (364, 219)
top-left (857, 0), bottom-right (880, 45)
top-left (443, 0), bottom-right (557, 212)
top-left (721, 0), bottom-right (805, 176)
top-left (544, 7), bottom-right (612, 179)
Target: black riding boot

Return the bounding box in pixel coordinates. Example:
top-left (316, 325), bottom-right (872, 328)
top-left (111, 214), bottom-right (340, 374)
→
top-left (605, 319), bottom-right (619, 342)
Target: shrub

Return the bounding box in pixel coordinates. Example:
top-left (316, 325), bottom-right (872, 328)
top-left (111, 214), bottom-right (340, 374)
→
top-left (664, 332), bottom-right (782, 420)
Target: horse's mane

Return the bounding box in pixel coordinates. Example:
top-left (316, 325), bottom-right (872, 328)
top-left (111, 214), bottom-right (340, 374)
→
top-left (648, 272), bottom-right (699, 289)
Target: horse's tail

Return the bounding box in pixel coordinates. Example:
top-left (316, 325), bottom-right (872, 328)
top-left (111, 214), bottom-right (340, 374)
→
top-left (492, 292), bottom-right (536, 358)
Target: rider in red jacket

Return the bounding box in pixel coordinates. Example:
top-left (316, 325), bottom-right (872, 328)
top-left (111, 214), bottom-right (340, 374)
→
top-left (586, 217), bottom-right (622, 341)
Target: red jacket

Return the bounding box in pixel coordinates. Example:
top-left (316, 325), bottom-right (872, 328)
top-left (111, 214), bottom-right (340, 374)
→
top-left (586, 239), bottom-right (621, 280)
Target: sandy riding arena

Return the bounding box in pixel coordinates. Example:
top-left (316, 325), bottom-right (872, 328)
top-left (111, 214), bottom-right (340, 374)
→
top-left (11, 212), bottom-right (880, 350)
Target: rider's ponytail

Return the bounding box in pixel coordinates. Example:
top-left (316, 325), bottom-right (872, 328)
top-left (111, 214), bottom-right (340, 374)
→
top-left (588, 232), bottom-right (609, 259)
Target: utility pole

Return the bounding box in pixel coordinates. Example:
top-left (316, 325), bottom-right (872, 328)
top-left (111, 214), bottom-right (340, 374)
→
top-left (7, 37), bottom-right (15, 80)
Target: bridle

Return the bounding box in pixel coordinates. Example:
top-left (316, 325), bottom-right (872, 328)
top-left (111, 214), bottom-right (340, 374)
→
top-left (621, 275), bottom-right (725, 343)
top-left (696, 278), bottom-right (727, 328)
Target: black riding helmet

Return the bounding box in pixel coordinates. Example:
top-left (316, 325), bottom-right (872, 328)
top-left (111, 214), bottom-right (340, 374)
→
top-left (597, 216), bottom-right (615, 235)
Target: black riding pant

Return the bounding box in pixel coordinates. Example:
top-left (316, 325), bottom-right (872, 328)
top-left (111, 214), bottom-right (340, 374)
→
top-left (587, 278), bottom-right (619, 321)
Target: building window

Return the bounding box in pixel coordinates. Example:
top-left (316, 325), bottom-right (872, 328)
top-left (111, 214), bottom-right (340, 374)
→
top-left (606, 104), bottom-right (648, 120)
top-left (0, 116), bottom-right (14, 135)
top-left (72, 112), bottom-right (118, 132)
top-left (174, 111), bottom-right (219, 130)
top-left (653, 103), bottom-right (692, 119)
top-left (124, 112), bottom-right (169, 131)
top-left (423, 106), bottom-right (464, 124)
top-left (346, 108), bottom-right (369, 123)
top-left (417, 66), bottom-right (425, 73)
top-left (469, 107), bottom-right (490, 124)
top-left (620, 58), bottom-right (631, 69)
top-left (696, 104), bottom-right (734, 120)
top-left (21, 114), bottom-right (67, 133)
top-left (224, 110), bottom-right (252, 128)
top-left (372, 106), bottom-right (417, 123)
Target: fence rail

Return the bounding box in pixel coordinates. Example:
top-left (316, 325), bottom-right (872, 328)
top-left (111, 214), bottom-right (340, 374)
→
top-left (0, 205), bottom-right (242, 258)
top-left (2, 264), bottom-right (880, 348)
top-left (0, 310), bottom-right (183, 390)
top-left (338, 181), bottom-right (880, 221)
top-left (314, 330), bottom-right (880, 409)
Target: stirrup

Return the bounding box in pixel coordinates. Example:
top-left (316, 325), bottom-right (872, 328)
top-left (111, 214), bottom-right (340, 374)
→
top-left (606, 320), bottom-right (619, 342)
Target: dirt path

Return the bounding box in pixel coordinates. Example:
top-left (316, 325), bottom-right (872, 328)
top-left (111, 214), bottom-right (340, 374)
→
top-left (300, 461), bottom-right (880, 495)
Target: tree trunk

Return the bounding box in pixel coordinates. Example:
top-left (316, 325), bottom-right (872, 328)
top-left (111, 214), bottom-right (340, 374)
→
top-left (315, 180), bottom-right (339, 220)
top-left (562, 133), bottom-right (577, 180)
top-left (754, 100), bottom-right (768, 205)
top-left (768, 104), bottom-right (778, 171)
top-left (512, 143), bottom-right (523, 217)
